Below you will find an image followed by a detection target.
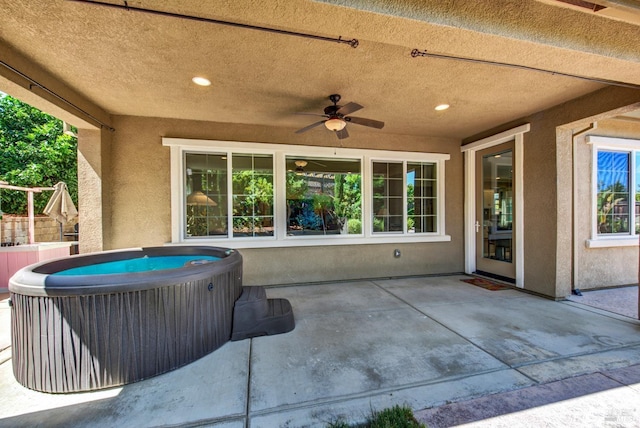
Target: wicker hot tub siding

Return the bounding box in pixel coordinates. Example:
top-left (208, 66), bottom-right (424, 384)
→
top-left (9, 246), bottom-right (243, 393)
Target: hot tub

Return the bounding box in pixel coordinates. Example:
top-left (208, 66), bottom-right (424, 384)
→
top-left (8, 246), bottom-right (243, 393)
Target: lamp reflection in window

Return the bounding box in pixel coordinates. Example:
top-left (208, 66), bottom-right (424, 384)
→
top-left (184, 153), bottom-right (228, 238)
top-left (187, 191), bottom-right (217, 207)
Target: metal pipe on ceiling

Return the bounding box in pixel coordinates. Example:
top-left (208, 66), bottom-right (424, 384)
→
top-left (68, 0), bottom-right (359, 48)
top-left (0, 60), bottom-right (115, 132)
top-left (410, 49), bottom-right (640, 91)
top-left (597, 0), bottom-right (640, 11)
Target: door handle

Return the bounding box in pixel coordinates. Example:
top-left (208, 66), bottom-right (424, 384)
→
top-left (475, 221), bottom-right (481, 233)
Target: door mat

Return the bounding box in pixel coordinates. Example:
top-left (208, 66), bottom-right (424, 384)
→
top-left (461, 278), bottom-right (511, 291)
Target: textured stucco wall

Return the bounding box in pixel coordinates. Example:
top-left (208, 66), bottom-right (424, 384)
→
top-left (241, 242), bottom-right (462, 286)
top-left (78, 128), bottom-right (112, 254)
top-left (522, 118), bottom-right (560, 297)
top-left (108, 115), bottom-right (464, 285)
top-left (574, 119), bottom-right (640, 289)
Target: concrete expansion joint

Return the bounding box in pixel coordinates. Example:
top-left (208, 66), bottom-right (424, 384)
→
top-left (509, 341), bottom-right (640, 372)
top-left (246, 367), bottom-right (517, 419)
top-left (511, 368), bottom-right (540, 385)
top-left (561, 301), bottom-right (640, 325)
top-left (415, 365), bottom-right (640, 427)
top-left (245, 339), bottom-right (253, 419)
top-left (599, 365), bottom-right (640, 386)
top-left (369, 279), bottom-right (532, 370)
top-left (162, 414), bottom-right (246, 428)
top-left (0, 348), bottom-right (11, 366)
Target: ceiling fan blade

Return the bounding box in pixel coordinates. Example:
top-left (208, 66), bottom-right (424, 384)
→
top-left (336, 102), bottom-right (363, 116)
top-left (295, 120), bottom-right (326, 134)
top-left (336, 127), bottom-right (349, 140)
top-left (295, 112), bottom-right (329, 117)
top-left (345, 116), bottom-right (385, 129)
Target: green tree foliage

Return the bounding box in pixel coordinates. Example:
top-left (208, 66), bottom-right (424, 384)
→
top-left (286, 172), bottom-right (308, 199)
top-left (597, 182), bottom-right (628, 234)
top-left (231, 170), bottom-right (274, 234)
top-left (0, 95), bottom-right (77, 214)
top-left (232, 170), bottom-right (274, 214)
top-left (333, 173), bottom-right (361, 220)
top-left (407, 183), bottom-right (415, 231)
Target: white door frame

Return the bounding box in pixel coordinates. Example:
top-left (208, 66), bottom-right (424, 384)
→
top-left (462, 124), bottom-right (530, 287)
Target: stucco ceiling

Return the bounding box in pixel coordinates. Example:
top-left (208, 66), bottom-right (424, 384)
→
top-left (1, 0), bottom-right (640, 141)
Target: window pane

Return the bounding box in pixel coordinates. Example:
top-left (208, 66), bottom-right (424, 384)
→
top-left (388, 162), bottom-right (403, 178)
top-left (597, 151), bottom-right (613, 170)
top-left (232, 154), bottom-right (274, 237)
top-left (597, 150), bottom-right (630, 235)
top-left (185, 153), bottom-right (227, 237)
top-left (408, 162), bottom-right (437, 233)
top-left (286, 157), bottom-right (361, 235)
top-left (482, 151), bottom-right (513, 262)
top-left (373, 162), bottom-right (403, 233)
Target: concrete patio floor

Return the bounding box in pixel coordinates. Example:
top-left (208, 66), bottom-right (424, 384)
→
top-left (0, 275), bottom-right (639, 427)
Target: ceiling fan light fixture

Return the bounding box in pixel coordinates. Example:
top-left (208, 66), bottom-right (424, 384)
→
top-left (294, 160), bottom-right (307, 175)
top-left (295, 95), bottom-right (382, 139)
top-left (325, 117), bottom-right (347, 131)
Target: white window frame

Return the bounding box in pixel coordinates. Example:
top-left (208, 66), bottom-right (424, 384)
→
top-left (163, 138), bottom-right (451, 248)
top-left (586, 135), bottom-right (640, 248)
top-left (369, 159), bottom-right (443, 235)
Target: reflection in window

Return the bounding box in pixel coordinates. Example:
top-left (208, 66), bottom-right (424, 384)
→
top-left (169, 140), bottom-right (449, 243)
top-left (185, 153), bottom-right (228, 237)
top-left (597, 150), bottom-right (629, 234)
top-left (372, 162), bottom-right (403, 233)
top-left (408, 162), bottom-right (437, 233)
top-left (232, 154), bottom-right (274, 237)
top-left (285, 157), bottom-right (362, 235)
top-left (482, 150), bottom-right (513, 262)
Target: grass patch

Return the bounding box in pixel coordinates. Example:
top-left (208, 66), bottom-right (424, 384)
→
top-left (327, 405), bottom-right (425, 428)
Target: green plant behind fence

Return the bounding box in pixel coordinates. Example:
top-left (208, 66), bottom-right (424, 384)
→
top-left (0, 94), bottom-right (77, 214)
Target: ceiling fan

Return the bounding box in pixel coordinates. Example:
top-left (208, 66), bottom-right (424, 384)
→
top-left (295, 94), bottom-right (384, 139)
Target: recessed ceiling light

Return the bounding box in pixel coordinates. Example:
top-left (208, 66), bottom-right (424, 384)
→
top-left (435, 104), bottom-right (450, 111)
top-left (192, 76), bottom-right (211, 86)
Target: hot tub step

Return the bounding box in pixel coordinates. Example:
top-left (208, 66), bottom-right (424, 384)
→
top-left (232, 285), bottom-right (269, 321)
top-left (231, 286), bottom-right (295, 341)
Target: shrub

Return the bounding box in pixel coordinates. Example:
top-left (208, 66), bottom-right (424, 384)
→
top-left (368, 405), bottom-right (424, 428)
top-left (296, 203), bottom-right (322, 230)
top-left (326, 405), bottom-right (425, 428)
top-left (348, 218), bottom-right (362, 234)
